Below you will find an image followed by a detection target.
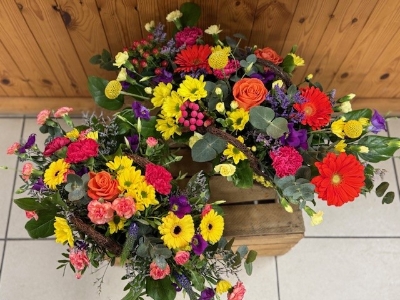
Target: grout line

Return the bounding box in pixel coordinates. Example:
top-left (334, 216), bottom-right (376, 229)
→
top-left (275, 256), bottom-right (281, 300)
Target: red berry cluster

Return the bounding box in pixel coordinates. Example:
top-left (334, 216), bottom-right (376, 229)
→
top-left (178, 101), bottom-right (205, 131)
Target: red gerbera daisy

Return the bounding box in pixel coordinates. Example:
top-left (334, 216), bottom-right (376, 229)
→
top-left (174, 44), bottom-right (212, 73)
top-left (293, 86), bottom-right (333, 130)
top-left (311, 152), bottom-right (365, 206)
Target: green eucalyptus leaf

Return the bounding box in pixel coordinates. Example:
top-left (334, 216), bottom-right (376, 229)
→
top-left (224, 237), bottom-right (235, 251)
top-left (191, 133), bottom-right (227, 162)
top-left (246, 54), bottom-right (257, 64)
top-left (249, 106), bottom-right (275, 132)
top-left (266, 117), bottom-right (288, 139)
top-left (245, 250), bottom-right (258, 263)
top-left (244, 262), bottom-right (253, 276)
top-left (236, 245), bottom-right (248, 258)
top-left (376, 182), bottom-right (389, 197)
top-left (151, 246), bottom-right (172, 259)
top-left (136, 242), bottom-right (150, 258)
top-left (233, 33), bottom-right (247, 40)
top-left (274, 176), bottom-right (295, 190)
top-left (154, 255), bottom-right (167, 269)
top-left (87, 76), bottom-right (124, 110)
top-left (382, 191), bottom-right (395, 204)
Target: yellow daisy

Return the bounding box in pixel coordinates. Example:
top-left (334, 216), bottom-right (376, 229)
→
top-left (159, 212), bottom-right (195, 249)
top-left (106, 156), bottom-right (133, 174)
top-left (227, 108), bottom-right (249, 131)
top-left (117, 166), bottom-right (142, 192)
top-left (288, 53), bottom-right (305, 66)
top-left (161, 91), bottom-right (184, 119)
top-left (152, 82), bottom-right (173, 107)
top-left (54, 217), bottom-right (74, 247)
top-left (334, 140), bottom-right (347, 152)
top-left (44, 159), bottom-right (70, 189)
top-left (200, 209), bottom-right (224, 244)
top-left (216, 280), bottom-right (232, 294)
top-left (177, 75), bottom-right (207, 101)
top-left (134, 181), bottom-right (159, 211)
top-left (65, 128), bottom-right (79, 140)
top-left (156, 113), bottom-right (182, 140)
top-left (108, 217), bottom-right (126, 234)
top-left (223, 136), bottom-right (247, 164)
top-left (86, 131), bottom-right (98, 140)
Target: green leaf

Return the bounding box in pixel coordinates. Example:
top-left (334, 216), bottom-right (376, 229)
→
top-left (190, 270), bottom-right (205, 291)
top-left (87, 76), bottom-right (124, 110)
top-left (236, 245), bottom-right (248, 258)
top-left (357, 136), bottom-right (400, 163)
top-left (376, 182), bottom-right (389, 197)
top-left (382, 191), bottom-right (395, 204)
top-left (246, 54), bottom-right (257, 64)
top-left (14, 197), bottom-right (47, 211)
top-left (232, 160), bottom-right (253, 188)
top-left (146, 277), bottom-right (176, 300)
top-left (266, 117), bottom-right (288, 139)
top-left (249, 106), bottom-right (275, 132)
top-left (274, 176), bottom-right (295, 191)
top-left (89, 54), bottom-right (102, 65)
top-left (224, 237), bottom-right (235, 251)
top-left (342, 108), bottom-right (373, 121)
top-left (281, 55), bottom-right (295, 74)
top-left (180, 2), bottom-right (201, 27)
top-left (141, 117), bottom-right (160, 138)
top-left (151, 245), bottom-right (172, 259)
top-left (25, 210), bottom-right (56, 238)
top-left (244, 262), bottom-right (253, 275)
top-left (245, 250), bottom-right (258, 264)
top-left (191, 133), bottom-right (227, 162)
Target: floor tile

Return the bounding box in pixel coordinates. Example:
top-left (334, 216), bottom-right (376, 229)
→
top-left (278, 238), bottom-right (400, 300)
top-left (0, 241), bottom-right (4, 271)
top-left (387, 118), bottom-right (400, 195)
top-left (0, 118), bottom-right (23, 238)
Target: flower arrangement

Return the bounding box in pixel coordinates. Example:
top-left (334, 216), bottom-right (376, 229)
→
top-left (89, 2), bottom-right (400, 220)
top-left (9, 107), bottom-right (256, 300)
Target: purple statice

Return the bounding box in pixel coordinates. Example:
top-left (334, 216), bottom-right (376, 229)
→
top-left (175, 273), bottom-right (195, 298)
top-left (327, 89), bottom-right (336, 105)
top-left (126, 134), bottom-right (139, 152)
top-left (31, 177), bottom-right (46, 192)
top-left (191, 234), bottom-right (208, 256)
top-left (75, 240), bottom-right (88, 250)
top-left (369, 110), bottom-right (387, 133)
top-left (128, 222), bottom-right (139, 238)
top-left (180, 68), bottom-right (208, 79)
top-left (169, 195), bottom-right (192, 218)
top-left (18, 134), bottom-right (36, 153)
top-left (161, 38), bottom-right (177, 56)
top-left (132, 101), bottom-right (150, 120)
top-left (152, 69), bottom-right (173, 84)
top-left (250, 70), bottom-right (275, 84)
top-left (280, 123), bottom-right (308, 150)
top-left (153, 23), bottom-right (167, 43)
top-left (199, 287), bottom-right (215, 300)
top-left (255, 133), bottom-right (273, 147)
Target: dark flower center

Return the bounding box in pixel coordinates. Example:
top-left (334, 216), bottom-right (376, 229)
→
top-left (174, 226), bottom-right (182, 235)
top-left (208, 224), bottom-right (213, 230)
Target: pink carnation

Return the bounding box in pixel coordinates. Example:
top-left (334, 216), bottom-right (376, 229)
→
top-left (69, 247), bottom-right (90, 279)
top-left (174, 251), bottom-right (190, 265)
top-left (146, 137), bottom-right (158, 147)
top-left (228, 281), bottom-right (246, 300)
top-left (87, 200), bottom-right (114, 224)
top-left (65, 139), bottom-right (98, 163)
top-left (149, 261), bottom-right (170, 280)
top-left (270, 146), bottom-right (303, 177)
top-left (201, 204), bottom-right (212, 218)
top-left (145, 164), bottom-right (173, 195)
top-left (7, 142), bottom-right (20, 154)
top-left (54, 107), bottom-right (73, 118)
top-left (111, 196), bottom-right (137, 219)
top-left (43, 136), bottom-right (71, 156)
top-left (213, 59), bottom-right (240, 79)
top-left (21, 162), bottom-right (33, 181)
top-left (36, 109), bottom-right (51, 125)
top-left (25, 211), bottom-right (38, 221)
top-left (175, 27), bottom-right (203, 48)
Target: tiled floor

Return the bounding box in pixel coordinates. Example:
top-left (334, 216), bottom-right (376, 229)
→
top-left (0, 116), bottom-right (399, 300)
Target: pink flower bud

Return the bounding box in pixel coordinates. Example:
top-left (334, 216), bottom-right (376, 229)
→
top-left (36, 109), bottom-right (51, 125)
top-left (54, 107), bottom-right (73, 118)
top-left (146, 137), bottom-right (158, 147)
top-left (7, 142), bottom-right (20, 154)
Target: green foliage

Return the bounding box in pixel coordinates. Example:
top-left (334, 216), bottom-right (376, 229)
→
top-left (281, 54), bottom-right (295, 73)
top-left (357, 136), bottom-right (400, 163)
top-left (25, 210), bottom-right (57, 238)
top-left (87, 76), bottom-right (124, 110)
top-left (382, 191), bottom-right (395, 204)
top-left (249, 106), bottom-right (288, 139)
top-left (231, 160), bottom-right (254, 188)
top-left (376, 182), bottom-right (389, 197)
top-left (146, 277), bottom-right (176, 300)
top-left (64, 174), bottom-right (89, 201)
top-left (191, 133), bottom-right (227, 162)
top-left (180, 2), bottom-right (201, 27)
top-left (89, 49), bottom-right (118, 71)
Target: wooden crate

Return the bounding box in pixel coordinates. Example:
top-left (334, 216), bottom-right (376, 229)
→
top-left (170, 147), bottom-right (305, 256)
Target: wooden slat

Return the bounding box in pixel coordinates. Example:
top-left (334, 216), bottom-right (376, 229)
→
top-left (95, 0), bottom-right (142, 56)
top-left (0, 1), bottom-right (64, 96)
top-left (251, 0), bottom-right (299, 51)
top-left (56, 0), bottom-right (114, 80)
top-left (352, 98), bottom-right (400, 116)
top-left (328, 1), bottom-right (400, 96)
top-left (295, 0), bottom-right (378, 88)
top-left (17, 0), bottom-right (89, 97)
top-left (0, 40), bottom-right (35, 96)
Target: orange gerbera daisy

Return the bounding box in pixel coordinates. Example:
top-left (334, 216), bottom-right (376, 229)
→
top-left (174, 44), bottom-right (212, 73)
top-left (311, 152), bottom-right (365, 206)
top-left (293, 86), bottom-right (333, 130)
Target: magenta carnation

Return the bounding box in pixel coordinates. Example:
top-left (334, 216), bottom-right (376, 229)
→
top-left (65, 139), bottom-right (98, 163)
top-left (270, 146), bottom-right (303, 177)
top-left (43, 137), bottom-right (71, 156)
top-left (145, 164), bottom-right (173, 195)
top-left (213, 59), bottom-right (240, 79)
top-left (175, 26), bottom-right (203, 48)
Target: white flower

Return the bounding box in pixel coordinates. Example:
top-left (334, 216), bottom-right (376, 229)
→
top-left (311, 211), bottom-right (324, 226)
top-left (188, 132), bottom-right (203, 148)
top-left (216, 102), bottom-right (225, 114)
top-left (145, 20), bottom-right (155, 32)
top-left (113, 51), bottom-right (129, 68)
top-left (166, 10), bottom-right (182, 22)
top-left (215, 87), bottom-right (222, 95)
top-left (339, 101), bottom-right (352, 113)
top-left (116, 68), bottom-right (127, 81)
top-left (230, 100), bottom-right (239, 110)
top-left (205, 25), bottom-right (222, 35)
top-left (272, 80), bottom-right (284, 89)
top-left (144, 87), bottom-right (153, 95)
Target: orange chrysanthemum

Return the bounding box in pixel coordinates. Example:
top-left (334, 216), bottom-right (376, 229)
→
top-left (311, 152), bottom-right (365, 206)
top-left (293, 87), bottom-right (333, 130)
top-left (174, 44), bottom-right (212, 73)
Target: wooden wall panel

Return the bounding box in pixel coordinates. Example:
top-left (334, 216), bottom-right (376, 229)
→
top-left (18, 0), bottom-right (89, 97)
top-left (0, 1), bottom-right (64, 96)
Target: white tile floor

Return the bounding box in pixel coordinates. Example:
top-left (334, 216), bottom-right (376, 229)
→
top-left (0, 116), bottom-right (399, 300)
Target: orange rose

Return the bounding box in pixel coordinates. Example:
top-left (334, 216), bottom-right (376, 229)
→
top-left (232, 78), bottom-right (268, 111)
top-left (254, 47), bottom-right (283, 65)
top-left (87, 171), bottom-right (120, 201)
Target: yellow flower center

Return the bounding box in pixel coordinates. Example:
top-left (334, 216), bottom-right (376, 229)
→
top-left (343, 120), bottom-right (363, 138)
top-left (303, 103), bottom-right (315, 116)
top-left (331, 174), bottom-right (342, 185)
top-left (105, 80), bottom-right (122, 99)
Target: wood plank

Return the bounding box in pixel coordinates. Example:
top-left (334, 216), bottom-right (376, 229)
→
top-left (17, 0), bottom-right (89, 97)
top-left (328, 0), bottom-right (400, 96)
top-left (232, 243), bottom-right (295, 256)
top-left (251, 0), bottom-right (299, 52)
top-left (56, 0), bottom-right (114, 80)
top-left (294, 0), bottom-right (378, 89)
top-left (0, 40), bottom-right (35, 96)
top-left (0, 1), bottom-right (64, 96)
top-left (351, 98), bottom-right (400, 116)
top-left (95, 0), bottom-right (142, 56)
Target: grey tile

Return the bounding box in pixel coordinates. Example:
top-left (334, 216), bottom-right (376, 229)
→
top-left (278, 238), bottom-right (400, 300)
top-left (0, 118), bottom-right (23, 238)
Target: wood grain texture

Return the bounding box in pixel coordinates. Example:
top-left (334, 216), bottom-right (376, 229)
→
top-left (0, 1), bottom-right (64, 96)
top-left (17, 0), bottom-right (89, 97)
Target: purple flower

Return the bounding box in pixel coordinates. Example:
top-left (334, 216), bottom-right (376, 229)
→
top-left (18, 134), bottom-right (36, 153)
top-left (76, 166), bottom-right (89, 177)
top-left (369, 110), bottom-right (387, 133)
top-left (199, 287), bottom-right (215, 300)
top-left (191, 234), bottom-right (208, 255)
top-left (280, 123), bottom-right (308, 150)
top-left (169, 195), bottom-right (191, 218)
top-left (152, 69), bottom-right (173, 84)
top-left (132, 101), bottom-right (150, 120)
top-left (31, 177), bottom-right (46, 192)
top-left (250, 70), bottom-right (275, 84)
top-left (127, 134), bottom-right (139, 152)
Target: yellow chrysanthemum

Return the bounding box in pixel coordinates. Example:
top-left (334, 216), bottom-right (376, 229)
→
top-left (200, 209), bottom-right (224, 244)
top-left (117, 166), bottom-right (142, 192)
top-left (161, 91), bottom-right (184, 119)
top-left (107, 156), bottom-right (133, 174)
top-left (334, 140), bottom-right (347, 152)
top-left (216, 280), bottom-right (232, 294)
top-left (331, 119), bottom-right (346, 139)
top-left (86, 131), bottom-right (98, 140)
top-left (152, 82), bottom-right (173, 107)
top-left (208, 45), bottom-right (231, 69)
top-left (65, 128), bottom-right (79, 140)
top-left (227, 108), bottom-right (249, 131)
top-left (223, 136), bottom-right (247, 164)
top-left (105, 80), bottom-right (122, 99)
top-left (54, 217), bottom-right (74, 247)
top-left (343, 120), bottom-right (363, 138)
top-left (44, 159), bottom-right (70, 189)
top-left (289, 53), bottom-right (305, 66)
top-left (177, 75), bottom-right (207, 101)
top-left (108, 218), bottom-right (126, 234)
top-left (159, 212), bottom-right (195, 249)
top-left (134, 181), bottom-right (159, 211)
top-left (156, 113), bottom-right (182, 140)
